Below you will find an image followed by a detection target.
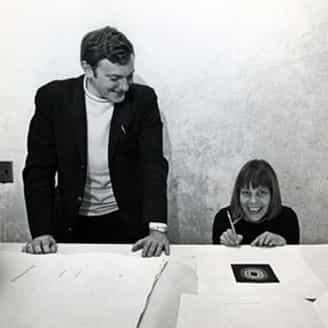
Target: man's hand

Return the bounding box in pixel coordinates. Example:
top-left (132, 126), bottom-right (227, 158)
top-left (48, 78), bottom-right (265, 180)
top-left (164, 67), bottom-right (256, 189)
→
top-left (132, 230), bottom-right (170, 257)
top-left (220, 229), bottom-right (243, 246)
top-left (251, 231), bottom-right (286, 247)
top-left (22, 235), bottom-right (58, 254)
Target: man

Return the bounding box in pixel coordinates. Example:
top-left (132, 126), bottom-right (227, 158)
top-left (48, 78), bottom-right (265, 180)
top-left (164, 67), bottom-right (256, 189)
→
top-left (22, 26), bottom-right (169, 257)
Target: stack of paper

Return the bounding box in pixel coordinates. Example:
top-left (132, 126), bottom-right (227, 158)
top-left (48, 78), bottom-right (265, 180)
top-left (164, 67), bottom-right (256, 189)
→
top-left (197, 246), bottom-right (326, 298)
top-left (177, 294), bottom-right (325, 328)
top-left (0, 251), bottom-right (167, 328)
top-left (177, 246), bottom-right (328, 328)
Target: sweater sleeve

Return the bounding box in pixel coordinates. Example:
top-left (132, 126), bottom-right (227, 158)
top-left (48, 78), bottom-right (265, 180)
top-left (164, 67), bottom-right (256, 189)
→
top-left (212, 207), bottom-right (230, 244)
top-left (281, 207), bottom-right (300, 244)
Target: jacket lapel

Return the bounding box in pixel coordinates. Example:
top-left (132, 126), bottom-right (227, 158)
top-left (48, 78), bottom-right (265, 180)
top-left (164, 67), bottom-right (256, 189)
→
top-left (71, 76), bottom-right (87, 165)
top-left (109, 94), bottom-right (132, 163)
top-left (69, 76), bottom-right (133, 165)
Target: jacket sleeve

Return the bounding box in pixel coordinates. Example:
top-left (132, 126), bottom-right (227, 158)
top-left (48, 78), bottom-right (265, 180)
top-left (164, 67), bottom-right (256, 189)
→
top-left (138, 87), bottom-right (168, 224)
top-left (23, 84), bottom-right (57, 238)
top-left (212, 208), bottom-right (230, 244)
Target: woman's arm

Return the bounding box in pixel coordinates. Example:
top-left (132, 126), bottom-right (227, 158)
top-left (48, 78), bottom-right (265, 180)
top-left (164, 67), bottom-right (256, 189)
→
top-left (212, 208), bottom-right (231, 244)
top-left (282, 207), bottom-right (300, 244)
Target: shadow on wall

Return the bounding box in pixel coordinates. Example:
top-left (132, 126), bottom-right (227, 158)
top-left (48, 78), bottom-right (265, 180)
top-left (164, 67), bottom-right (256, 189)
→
top-left (161, 112), bottom-right (180, 243)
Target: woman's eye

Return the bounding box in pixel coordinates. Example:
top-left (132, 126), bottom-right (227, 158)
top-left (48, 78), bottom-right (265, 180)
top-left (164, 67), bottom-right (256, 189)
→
top-left (241, 190), bottom-right (250, 197)
top-left (258, 189), bottom-right (269, 197)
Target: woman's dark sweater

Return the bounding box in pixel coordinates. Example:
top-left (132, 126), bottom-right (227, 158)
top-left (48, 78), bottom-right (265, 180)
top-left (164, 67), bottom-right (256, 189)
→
top-left (212, 206), bottom-right (300, 244)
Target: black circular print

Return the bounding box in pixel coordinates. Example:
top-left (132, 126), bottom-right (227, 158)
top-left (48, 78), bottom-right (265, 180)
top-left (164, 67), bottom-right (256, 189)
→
top-left (240, 267), bottom-right (269, 281)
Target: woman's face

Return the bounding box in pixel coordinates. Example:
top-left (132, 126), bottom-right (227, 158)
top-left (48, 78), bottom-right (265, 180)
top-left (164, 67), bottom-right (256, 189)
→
top-left (239, 183), bottom-right (271, 222)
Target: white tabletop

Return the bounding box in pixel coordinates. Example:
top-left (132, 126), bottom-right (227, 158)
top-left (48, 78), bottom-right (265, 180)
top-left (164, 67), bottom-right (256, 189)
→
top-left (1, 243), bottom-right (328, 327)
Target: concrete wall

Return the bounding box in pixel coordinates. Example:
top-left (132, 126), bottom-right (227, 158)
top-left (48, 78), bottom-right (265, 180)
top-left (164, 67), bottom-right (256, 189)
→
top-left (1, 0), bottom-right (328, 243)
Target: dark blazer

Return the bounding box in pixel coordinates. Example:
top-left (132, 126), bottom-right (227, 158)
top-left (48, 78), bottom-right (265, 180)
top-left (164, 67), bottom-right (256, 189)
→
top-left (23, 75), bottom-right (168, 242)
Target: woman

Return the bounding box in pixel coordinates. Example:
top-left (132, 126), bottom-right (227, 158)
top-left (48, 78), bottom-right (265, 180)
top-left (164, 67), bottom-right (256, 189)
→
top-left (212, 159), bottom-right (299, 246)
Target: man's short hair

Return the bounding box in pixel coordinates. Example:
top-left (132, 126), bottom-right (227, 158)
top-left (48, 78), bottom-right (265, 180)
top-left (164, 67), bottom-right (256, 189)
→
top-left (80, 26), bottom-right (134, 68)
top-left (230, 159), bottom-right (282, 221)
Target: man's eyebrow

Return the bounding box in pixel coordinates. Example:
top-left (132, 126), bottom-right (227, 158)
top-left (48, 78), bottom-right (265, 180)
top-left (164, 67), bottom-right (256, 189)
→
top-left (106, 71), bottom-right (134, 77)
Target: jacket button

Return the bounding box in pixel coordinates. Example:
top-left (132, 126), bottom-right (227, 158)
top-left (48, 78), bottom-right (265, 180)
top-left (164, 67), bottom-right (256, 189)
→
top-left (68, 227), bottom-right (72, 232)
top-left (81, 164), bottom-right (85, 169)
top-left (77, 196), bottom-right (82, 201)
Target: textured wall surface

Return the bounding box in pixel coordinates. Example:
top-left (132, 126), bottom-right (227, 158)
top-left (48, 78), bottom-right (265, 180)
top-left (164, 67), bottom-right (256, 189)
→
top-left (1, 0), bottom-right (328, 243)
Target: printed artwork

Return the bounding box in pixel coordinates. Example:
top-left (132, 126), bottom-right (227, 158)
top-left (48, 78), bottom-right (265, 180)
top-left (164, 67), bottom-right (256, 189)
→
top-left (231, 264), bottom-right (279, 283)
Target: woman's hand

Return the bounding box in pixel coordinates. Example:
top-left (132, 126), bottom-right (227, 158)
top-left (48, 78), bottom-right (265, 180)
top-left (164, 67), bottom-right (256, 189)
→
top-left (220, 229), bottom-right (243, 246)
top-left (251, 231), bottom-right (286, 247)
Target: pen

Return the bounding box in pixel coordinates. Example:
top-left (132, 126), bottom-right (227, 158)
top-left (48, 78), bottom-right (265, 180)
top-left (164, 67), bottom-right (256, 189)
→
top-left (121, 124), bottom-right (127, 135)
top-left (227, 210), bottom-right (237, 236)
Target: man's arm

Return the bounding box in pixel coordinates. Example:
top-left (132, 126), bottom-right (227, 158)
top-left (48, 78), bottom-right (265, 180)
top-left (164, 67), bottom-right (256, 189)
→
top-left (23, 84), bottom-right (58, 244)
top-left (138, 87), bottom-right (168, 222)
top-left (132, 86), bottom-right (169, 256)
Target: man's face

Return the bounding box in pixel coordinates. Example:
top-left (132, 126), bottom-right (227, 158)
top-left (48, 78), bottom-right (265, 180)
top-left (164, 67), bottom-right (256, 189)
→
top-left (83, 56), bottom-right (134, 103)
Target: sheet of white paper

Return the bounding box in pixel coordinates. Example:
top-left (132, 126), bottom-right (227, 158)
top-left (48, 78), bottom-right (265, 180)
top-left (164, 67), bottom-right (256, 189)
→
top-left (197, 246), bottom-right (327, 299)
top-left (0, 251), bottom-right (167, 328)
top-left (313, 289), bottom-right (328, 327)
top-left (177, 293), bottom-right (325, 328)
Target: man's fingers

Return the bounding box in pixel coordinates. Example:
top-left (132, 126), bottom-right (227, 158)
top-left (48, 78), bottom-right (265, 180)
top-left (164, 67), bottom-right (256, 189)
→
top-left (164, 241), bottom-right (170, 255)
top-left (154, 243), bottom-right (163, 257)
top-left (142, 240), bottom-right (152, 257)
top-left (26, 243), bottom-right (34, 254)
top-left (133, 232), bottom-right (170, 257)
top-left (48, 236), bottom-right (57, 253)
top-left (41, 241), bottom-right (51, 254)
top-left (50, 243), bottom-right (58, 253)
top-left (22, 235), bottom-right (58, 255)
top-left (42, 237), bottom-right (57, 253)
top-left (32, 242), bottom-right (42, 254)
top-left (146, 242), bottom-right (158, 257)
top-left (132, 238), bottom-right (145, 252)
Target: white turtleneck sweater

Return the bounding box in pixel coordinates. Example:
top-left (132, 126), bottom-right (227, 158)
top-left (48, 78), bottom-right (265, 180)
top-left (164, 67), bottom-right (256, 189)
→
top-left (78, 77), bottom-right (119, 216)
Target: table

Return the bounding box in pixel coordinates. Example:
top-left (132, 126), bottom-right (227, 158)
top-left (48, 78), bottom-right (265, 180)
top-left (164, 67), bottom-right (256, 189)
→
top-left (1, 243), bottom-right (328, 327)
